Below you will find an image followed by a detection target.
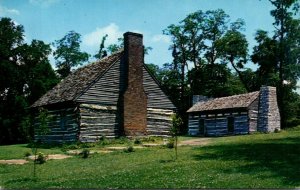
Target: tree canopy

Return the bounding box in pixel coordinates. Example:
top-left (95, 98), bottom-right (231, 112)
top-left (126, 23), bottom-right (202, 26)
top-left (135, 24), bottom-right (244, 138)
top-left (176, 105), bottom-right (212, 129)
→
top-left (53, 31), bottom-right (89, 78)
top-left (0, 17), bottom-right (58, 144)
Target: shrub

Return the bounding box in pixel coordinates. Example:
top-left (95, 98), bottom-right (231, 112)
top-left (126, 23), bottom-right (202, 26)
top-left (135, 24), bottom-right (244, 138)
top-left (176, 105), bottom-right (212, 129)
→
top-left (98, 136), bottom-right (110, 146)
top-left (133, 138), bottom-right (142, 145)
top-left (116, 137), bottom-right (129, 144)
top-left (35, 152), bottom-right (47, 164)
top-left (166, 138), bottom-right (174, 149)
top-left (24, 151), bottom-right (31, 157)
top-left (124, 146), bottom-right (134, 153)
top-left (274, 128), bottom-right (281, 133)
top-left (80, 149), bottom-right (90, 158)
top-left (80, 143), bottom-right (96, 148)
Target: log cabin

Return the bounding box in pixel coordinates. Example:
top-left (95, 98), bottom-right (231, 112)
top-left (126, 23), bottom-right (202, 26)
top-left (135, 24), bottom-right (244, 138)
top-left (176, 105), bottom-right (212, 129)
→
top-left (187, 86), bottom-right (280, 136)
top-left (32, 32), bottom-right (176, 143)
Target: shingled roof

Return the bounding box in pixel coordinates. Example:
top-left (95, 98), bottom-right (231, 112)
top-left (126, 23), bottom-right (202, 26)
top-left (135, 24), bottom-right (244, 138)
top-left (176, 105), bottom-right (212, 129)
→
top-left (187, 91), bottom-right (259, 113)
top-left (32, 50), bottom-right (123, 107)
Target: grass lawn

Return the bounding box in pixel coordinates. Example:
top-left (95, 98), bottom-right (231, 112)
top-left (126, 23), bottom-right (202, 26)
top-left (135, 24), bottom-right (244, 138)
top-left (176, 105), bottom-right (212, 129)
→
top-left (0, 127), bottom-right (299, 189)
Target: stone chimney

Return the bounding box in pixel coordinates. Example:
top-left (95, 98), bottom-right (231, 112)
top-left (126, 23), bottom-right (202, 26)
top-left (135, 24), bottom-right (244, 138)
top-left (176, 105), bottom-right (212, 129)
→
top-left (257, 86), bottom-right (281, 132)
top-left (192, 95), bottom-right (211, 105)
top-left (123, 32), bottom-right (147, 136)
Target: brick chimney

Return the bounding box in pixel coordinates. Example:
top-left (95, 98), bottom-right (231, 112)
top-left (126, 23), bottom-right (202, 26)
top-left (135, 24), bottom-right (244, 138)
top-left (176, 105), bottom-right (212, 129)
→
top-left (123, 32), bottom-right (147, 136)
top-left (257, 86), bottom-right (281, 132)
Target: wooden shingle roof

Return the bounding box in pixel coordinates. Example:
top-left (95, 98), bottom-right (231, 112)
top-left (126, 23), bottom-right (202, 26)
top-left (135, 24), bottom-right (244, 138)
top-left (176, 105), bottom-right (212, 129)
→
top-left (32, 50), bottom-right (123, 107)
top-left (187, 91), bottom-right (259, 113)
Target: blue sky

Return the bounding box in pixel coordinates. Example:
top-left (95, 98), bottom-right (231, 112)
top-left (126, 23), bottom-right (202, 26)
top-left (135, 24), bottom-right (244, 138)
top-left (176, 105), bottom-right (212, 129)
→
top-left (0, 0), bottom-right (275, 69)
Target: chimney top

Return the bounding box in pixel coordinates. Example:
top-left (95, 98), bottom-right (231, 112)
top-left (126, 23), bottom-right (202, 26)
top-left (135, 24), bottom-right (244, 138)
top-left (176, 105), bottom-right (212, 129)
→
top-left (124, 32), bottom-right (143, 38)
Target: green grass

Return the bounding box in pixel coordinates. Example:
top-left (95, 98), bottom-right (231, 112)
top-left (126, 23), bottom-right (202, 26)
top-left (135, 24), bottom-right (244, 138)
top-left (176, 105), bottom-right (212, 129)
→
top-left (0, 127), bottom-right (299, 188)
top-left (0, 144), bottom-right (64, 160)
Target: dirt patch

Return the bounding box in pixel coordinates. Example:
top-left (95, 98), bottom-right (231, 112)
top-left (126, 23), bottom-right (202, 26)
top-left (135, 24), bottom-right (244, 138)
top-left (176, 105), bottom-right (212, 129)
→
top-left (106, 146), bottom-right (145, 150)
top-left (67, 150), bottom-right (113, 155)
top-left (179, 138), bottom-right (211, 146)
top-left (28, 154), bottom-right (72, 160)
top-left (0, 159), bottom-right (29, 165)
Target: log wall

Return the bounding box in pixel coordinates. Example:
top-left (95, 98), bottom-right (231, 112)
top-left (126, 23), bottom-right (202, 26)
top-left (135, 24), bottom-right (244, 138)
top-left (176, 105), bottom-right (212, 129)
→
top-left (78, 104), bottom-right (119, 142)
top-left (248, 97), bottom-right (259, 132)
top-left (34, 106), bottom-right (79, 143)
top-left (188, 111), bottom-right (250, 136)
top-left (146, 108), bottom-right (174, 136)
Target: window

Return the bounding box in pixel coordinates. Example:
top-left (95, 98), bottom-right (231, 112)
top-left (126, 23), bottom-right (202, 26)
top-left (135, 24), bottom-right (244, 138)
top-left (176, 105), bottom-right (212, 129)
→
top-left (60, 111), bottom-right (67, 130)
top-left (227, 117), bottom-right (234, 133)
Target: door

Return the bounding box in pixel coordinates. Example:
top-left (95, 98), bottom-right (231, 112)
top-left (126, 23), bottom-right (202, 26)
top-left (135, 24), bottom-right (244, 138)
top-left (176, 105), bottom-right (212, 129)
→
top-left (227, 117), bottom-right (234, 134)
top-left (199, 118), bottom-right (205, 135)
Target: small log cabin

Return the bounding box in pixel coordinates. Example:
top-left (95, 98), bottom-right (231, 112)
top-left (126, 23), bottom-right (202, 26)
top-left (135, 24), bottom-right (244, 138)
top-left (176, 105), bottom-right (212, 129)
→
top-left (32, 32), bottom-right (176, 143)
top-left (187, 86), bottom-right (280, 136)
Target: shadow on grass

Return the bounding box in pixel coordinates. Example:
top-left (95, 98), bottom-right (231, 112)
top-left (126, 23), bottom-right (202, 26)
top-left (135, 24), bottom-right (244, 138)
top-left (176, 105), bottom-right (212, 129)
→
top-left (5, 177), bottom-right (38, 185)
top-left (193, 136), bottom-right (300, 186)
top-left (159, 159), bottom-right (175, 163)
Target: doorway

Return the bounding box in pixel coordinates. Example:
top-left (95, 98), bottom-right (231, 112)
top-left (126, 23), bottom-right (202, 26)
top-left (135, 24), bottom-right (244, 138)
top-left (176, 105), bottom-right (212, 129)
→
top-left (227, 117), bottom-right (234, 134)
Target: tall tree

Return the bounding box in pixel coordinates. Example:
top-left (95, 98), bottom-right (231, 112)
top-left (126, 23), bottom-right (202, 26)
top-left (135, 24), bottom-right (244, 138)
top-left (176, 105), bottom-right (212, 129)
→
top-left (0, 18), bottom-right (58, 144)
top-left (216, 19), bottom-right (250, 91)
top-left (53, 31), bottom-right (89, 78)
top-left (203, 9), bottom-right (230, 65)
top-left (163, 25), bottom-right (189, 105)
top-left (251, 30), bottom-right (279, 87)
top-left (268, 0), bottom-right (300, 128)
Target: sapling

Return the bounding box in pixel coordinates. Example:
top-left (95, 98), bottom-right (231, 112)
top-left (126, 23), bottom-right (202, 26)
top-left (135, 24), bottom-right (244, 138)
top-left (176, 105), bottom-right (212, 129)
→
top-left (171, 114), bottom-right (183, 160)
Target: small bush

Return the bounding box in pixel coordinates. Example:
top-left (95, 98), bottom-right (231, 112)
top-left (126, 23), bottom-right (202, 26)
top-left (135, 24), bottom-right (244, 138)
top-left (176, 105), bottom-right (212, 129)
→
top-left (166, 138), bottom-right (174, 149)
top-left (24, 151), bottom-right (31, 157)
top-left (81, 143), bottom-right (96, 148)
top-left (274, 128), bottom-right (281, 133)
top-left (116, 137), bottom-right (130, 144)
top-left (124, 146), bottom-right (134, 153)
top-left (80, 149), bottom-right (90, 158)
top-left (35, 152), bottom-right (47, 164)
top-left (133, 138), bottom-right (142, 145)
top-left (62, 143), bottom-right (80, 151)
top-left (98, 136), bottom-right (110, 146)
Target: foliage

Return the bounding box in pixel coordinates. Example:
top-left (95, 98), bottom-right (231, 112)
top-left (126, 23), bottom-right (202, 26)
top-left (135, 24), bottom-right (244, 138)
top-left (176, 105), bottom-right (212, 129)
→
top-left (35, 152), bottom-right (47, 164)
top-left (0, 128), bottom-right (299, 188)
top-left (53, 30), bottom-right (89, 78)
top-left (170, 114), bottom-right (183, 159)
top-left (0, 17), bottom-right (58, 145)
top-left (80, 149), bottom-right (90, 159)
top-left (24, 151), bottom-right (31, 157)
top-left (133, 138), bottom-right (142, 145)
top-left (124, 145), bottom-right (134, 153)
top-left (165, 138), bottom-right (174, 149)
top-left (94, 34), bottom-right (108, 59)
top-left (162, 9), bottom-right (251, 133)
top-left (251, 0), bottom-right (300, 128)
top-left (32, 108), bottom-right (51, 177)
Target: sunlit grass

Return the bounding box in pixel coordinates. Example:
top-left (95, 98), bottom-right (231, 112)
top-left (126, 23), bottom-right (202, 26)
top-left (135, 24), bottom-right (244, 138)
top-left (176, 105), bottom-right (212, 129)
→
top-left (0, 126), bottom-right (299, 188)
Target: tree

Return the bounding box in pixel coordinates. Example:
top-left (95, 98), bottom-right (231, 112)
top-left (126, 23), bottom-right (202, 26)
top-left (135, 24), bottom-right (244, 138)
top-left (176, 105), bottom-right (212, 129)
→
top-left (53, 31), bottom-right (89, 78)
top-left (251, 30), bottom-right (279, 87)
top-left (265, 0), bottom-right (300, 128)
top-left (94, 34), bottom-right (108, 59)
top-left (32, 108), bottom-right (50, 177)
top-left (202, 9), bottom-right (230, 65)
top-left (107, 37), bottom-right (124, 54)
top-left (0, 17), bottom-right (58, 144)
top-left (171, 113), bottom-right (183, 160)
top-left (216, 19), bottom-right (250, 91)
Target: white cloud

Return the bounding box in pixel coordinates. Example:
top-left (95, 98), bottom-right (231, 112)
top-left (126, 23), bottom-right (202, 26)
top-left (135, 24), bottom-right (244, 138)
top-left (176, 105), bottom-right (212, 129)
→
top-left (151, 34), bottom-right (171, 43)
top-left (29, 0), bottom-right (60, 8)
top-left (0, 5), bottom-right (20, 16)
top-left (82, 23), bottom-right (123, 47)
